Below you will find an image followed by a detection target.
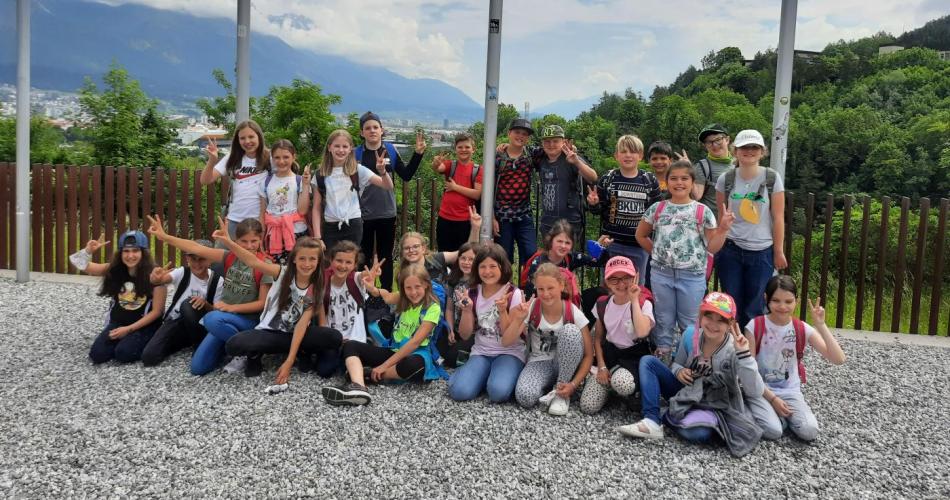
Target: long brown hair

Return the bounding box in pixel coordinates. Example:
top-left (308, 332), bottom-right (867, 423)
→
top-left (99, 248), bottom-right (156, 299)
top-left (225, 120), bottom-right (270, 176)
top-left (275, 237), bottom-right (325, 315)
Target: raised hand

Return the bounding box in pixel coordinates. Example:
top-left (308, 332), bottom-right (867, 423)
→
top-left (145, 214), bottom-right (167, 239)
top-left (432, 153), bottom-right (447, 172)
top-left (302, 163), bottom-right (312, 186)
top-left (562, 141), bottom-right (578, 162)
top-left (808, 297), bottom-right (826, 325)
top-left (211, 216), bottom-right (231, 243)
top-left (375, 149), bottom-right (390, 174)
top-left (586, 185), bottom-right (599, 205)
top-left (596, 234), bottom-right (614, 248)
top-left (150, 261), bottom-right (174, 284)
top-left (205, 136), bottom-right (218, 162)
top-left (415, 131), bottom-right (427, 154)
top-left (510, 295), bottom-right (534, 321)
top-left (84, 233), bottom-right (110, 254)
top-left (494, 290), bottom-right (513, 312)
top-left (731, 322), bottom-right (749, 350)
top-left (468, 205), bottom-right (482, 228)
top-left (673, 149), bottom-right (690, 163)
top-left (719, 210), bottom-right (736, 233)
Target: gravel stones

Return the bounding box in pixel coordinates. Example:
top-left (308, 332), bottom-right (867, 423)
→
top-left (1, 278), bottom-right (948, 498)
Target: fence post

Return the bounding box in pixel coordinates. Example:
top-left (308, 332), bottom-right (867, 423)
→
top-left (128, 168), bottom-right (139, 232)
top-left (67, 166), bottom-right (78, 274)
top-left (891, 197), bottom-right (910, 333)
top-left (414, 178), bottom-right (422, 232)
top-left (819, 194), bottom-right (834, 306)
top-left (909, 198), bottom-right (930, 334)
top-left (854, 196), bottom-right (871, 330)
top-left (55, 165), bottom-right (66, 274)
top-left (400, 179), bottom-right (408, 237)
top-left (929, 199), bottom-right (948, 336)
top-left (799, 193), bottom-right (815, 321)
top-left (873, 196), bottom-right (890, 331)
top-left (835, 195), bottom-right (852, 328)
top-left (31, 164), bottom-right (42, 271)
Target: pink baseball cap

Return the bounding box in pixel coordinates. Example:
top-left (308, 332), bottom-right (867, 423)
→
top-left (605, 256), bottom-right (637, 279)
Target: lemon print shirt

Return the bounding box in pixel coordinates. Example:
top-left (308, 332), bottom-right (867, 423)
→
top-left (715, 166), bottom-right (784, 251)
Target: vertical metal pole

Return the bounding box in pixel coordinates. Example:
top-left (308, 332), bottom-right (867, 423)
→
top-left (770, 0), bottom-right (797, 179)
top-left (235, 0), bottom-right (251, 123)
top-left (15, 0), bottom-right (31, 282)
top-left (478, 0), bottom-right (503, 243)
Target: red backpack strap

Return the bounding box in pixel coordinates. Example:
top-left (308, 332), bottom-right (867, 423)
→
top-left (520, 250), bottom-right (545, 286)
top-left (638, 286), bottom-right (653, 308)
top-left (528, 297), bottom-right (543, 329)
top-left (695, 203), bottom-right (706, 233)
top-left (753, 315), bottom-right (766, 354)
top-left (346, 271), bottom-right (364, 312)
top-left (792, 318), bottom-right (807, 384)
top-left (595, 295), bottom-right (609, 327)
top-left (322, 268), bottom-right (334, 314)
top-left (223, 251), bottom-right (237, 275)
top-left (468, 287), bottom-right (479, 312)
top-left (654, 200), bottom-right (667, 223)
top-left (563, 300), bottom-right (574, 324)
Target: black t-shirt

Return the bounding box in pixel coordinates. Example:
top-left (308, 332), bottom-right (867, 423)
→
top-left (109, 281), bottom-right (150, 326)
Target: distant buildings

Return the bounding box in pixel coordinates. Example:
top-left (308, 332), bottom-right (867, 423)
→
top-left (877, 44), bottom-right (950, 61)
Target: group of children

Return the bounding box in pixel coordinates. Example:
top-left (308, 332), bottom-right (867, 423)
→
top-left (67, 116), bottom-right (846, 457)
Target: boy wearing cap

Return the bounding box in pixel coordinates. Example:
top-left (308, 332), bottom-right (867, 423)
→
top-left (536, 125), bottom-right (599, 244)
top-left (141, 239), bottom-right (224, 367)
top-left (493, 118), bottom-right (539, 264)
top-left (356, 111), bottom-right (427, 290)
top-left (693, 123), bottom-right (733, 217)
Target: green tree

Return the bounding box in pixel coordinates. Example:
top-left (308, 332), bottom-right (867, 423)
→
top-left (0, 116), bottom-right (68, 163)
top-left (254, 79), bottom-right (342, 166)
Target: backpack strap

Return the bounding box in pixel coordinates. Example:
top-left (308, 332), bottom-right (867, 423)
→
top-left (165, 267), bottom-right (192, 320)
top-left (449, 160), bottom-right (459, 181)
top-left (698, 159), bottom-right (712, 183)
top-left (563, 300), bottom-right (574, 324)
top-left (471, 163), bottom-right (481, 186)
top-left (468, 287), bottom-right (479, 312)
top-left (792, 318), bottom-right (807, 384)
top-left (528, 297), bottom-right (543, 330)
top-left (723, 168), bottom-right (737, 198)
top-left (595, 295), bottom-right (609, 330)
top-left (349, 172), bottom-right (360, 192)
top-left (263, 172), bottom-right (274, 204)
top-left (519, 250), bottom-right (545, 287)
top-left (753, 315), bottom-right (766, 355)
top-left (322, 268), bottom-right (334, 315)
top-left (346, 271), bottom-right (365, 312)
top-left (204, 269), bottom-right (219, 303)
top-left (655, 200), bottom-right (667, 224)
top-left (223, 251), bottom-right (264, 290)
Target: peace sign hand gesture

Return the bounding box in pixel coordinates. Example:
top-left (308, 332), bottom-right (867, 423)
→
top-left (415, 130), bottom-right (427, 154)
top-left (562, 141), bottom-right (578, 162)
top-left (302, 163), bottom-right (312, 186)
top-left (145, 214), bottom-right (167, 240)
top-left (719, 210), bottom-right (736, 233)
top-left (150, 261), bottom-right (174, 284)
top-left (586, 185), bottom-right (599, 205)
top-left (205, 136), bottom-right (218, 162)
top-left (495, 290), bottom-right (514, 312)
top-left (510, 295), bottom-right (534, 322)
top-left (808, 297), bottom-right (826, 326)
top-left (85, 234), bottom-right (110, 254)
top-left (375, 149), bottom-right (390, 175)
top-left (432, 153), bottom-right (447, 172)
top-left (212, 216), bottom-right (232, 243)
top-left (731, 322), bottom-right (749, 351)
top-left (673, 149), bottom-right (690, 163)
top-left (468, 205), bottom-right (482, 228)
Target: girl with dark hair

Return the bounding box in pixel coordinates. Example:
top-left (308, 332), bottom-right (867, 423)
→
top-left (260, 140), bottom-right (311, 264)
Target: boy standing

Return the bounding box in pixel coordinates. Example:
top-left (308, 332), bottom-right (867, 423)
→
top-left (357, 111), bottom-right (426, 290)
top-left (693, 123), bottom-right (733, 217)
top-left (647, 140), bottom-right (673, 200)
top-left (493, 118), bottom-right (538, 265)
top-left (586, 135), bottom-right (660, 284)
top-left (536, 125), bottom-right (599, 245)
top-left (434, 132), bottom-right (483, 252)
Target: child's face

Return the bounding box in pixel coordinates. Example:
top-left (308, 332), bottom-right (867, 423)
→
top-left (549, 233), bottom-right (573, 260)
top-left (615, 149), bottom-right (642, 170)
top-left (328, 136), bottom-right (353, 164)
top-left (236, 232), bottom-right (262, 253)
top-left (507, 128), bottom-right (530, 147)
top-left (605, 272), bottom-right (635, 295)
top-left (401, 237), bottom-right (425, 263)
top-left (272, 147), bottom-right (295, 174)
top-left (186, 254), bottom-right (211, 276)
top-left (700, 312), bottom-right (731, 338)
top-left (361, 120), bottom-right (383, 145)
top-left (458, 249), bottom-right (475, 275)
top-left (402, 275), bottom-right (428, 305)
top-left (666, 168), bottom-right (694, 198)
top-left (237, 127), bottom-right (260, 155)
top-left (534, 275), bottom-right (564, 305)
top-left (477, 257), bottom-right (502, 286)
top-left (703, 134), bottom-right (729, 157)
top-left (121, 247), bottom-right (142, 268)
top-left (542, 138), bottom-right (564, 157)
top-left (768, 288), bottom-right (797, 317)
top-left (649, 153), bottom-right (671, 173)
top-left (454, 139), bottom-right (474, 162)
top-left (736, 145), bottom-right (764, 165)
top-left (294, 247), bottom-right (321, 277)
top-left (332, 250), bottom-right (358, 277)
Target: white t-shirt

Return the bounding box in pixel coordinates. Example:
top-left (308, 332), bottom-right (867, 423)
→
top-left (312, 165), bottom-right (376, 222)
top-left (592, 297), bottom-right (655, 349)
top-left (327, 272), bottom-right (368, 343)
top-left (468, 285), bottom-right (526, 362)
top-left (256, 267), bottom-right (315, 333)
top-left (523, 302), bottom-right (589, 361)
top-left (166, 267), bottom-right (224, 320)
top-left (259, 174), bottom-right (307, 233)
top-left (214, 154), bottom-right (269, 223)
top-left (746, 316), bottom-right (815, 394)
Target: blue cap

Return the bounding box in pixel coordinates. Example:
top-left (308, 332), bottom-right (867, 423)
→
top-left (120, 230), bottom-right (149, 250)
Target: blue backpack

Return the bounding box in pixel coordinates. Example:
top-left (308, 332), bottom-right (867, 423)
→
top-left (367, 281), bottom-right (450, 381)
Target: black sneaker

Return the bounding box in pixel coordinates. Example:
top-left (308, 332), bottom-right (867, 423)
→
top-left (244, 356), bottom-right (263, 378)
top-left (321, 383), bottom-right (371, 406)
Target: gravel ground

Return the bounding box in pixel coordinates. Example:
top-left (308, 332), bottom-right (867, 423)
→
top-left (1, 278), bottom-right (948, 499)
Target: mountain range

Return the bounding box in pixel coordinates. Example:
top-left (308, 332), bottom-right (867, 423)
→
top-left (0, 0), bottom-right (483, 121)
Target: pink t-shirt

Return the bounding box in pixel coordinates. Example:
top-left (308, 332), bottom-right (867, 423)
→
top-left (592, 297), bottom-right (655, 349)
top-left (468, 284), bottom-right (526, 362)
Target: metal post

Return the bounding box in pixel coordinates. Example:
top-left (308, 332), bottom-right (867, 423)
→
top-left (770, 0), bottom-right (797, 179)
top-left (15, 0), bottom-right (31, 283)
top-left (235, 0), bottom-right (251, 122)
top-left (478, 0), bottom-right (503, 243)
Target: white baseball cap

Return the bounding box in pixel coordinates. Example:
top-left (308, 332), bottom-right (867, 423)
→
top-left (733, 129), bottom-right (765, 148)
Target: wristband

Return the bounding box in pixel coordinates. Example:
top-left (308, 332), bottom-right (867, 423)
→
top-left (69, 248), bottom-right (92, 271)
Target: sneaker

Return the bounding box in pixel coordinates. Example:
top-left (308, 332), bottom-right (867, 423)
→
top-left (548, 396), bottom-right (570, 416)
top-left (222, 356), bottom-right (247, 374)
top-left (321, 383), bottom-right (371, 406)
top-left (618, 418), bottom-right (665, 439)
top-left (538, 390), bottom-right (557, 409)
top-left (244, 356), bottom-right (263, 378)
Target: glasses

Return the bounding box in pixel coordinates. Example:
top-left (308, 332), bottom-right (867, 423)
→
top-left (402, 244), bottom-right (423, 252)
top-left (703, 136), bottom-right (727, 147)
top-left (606, 276), bottom-right (635, 284)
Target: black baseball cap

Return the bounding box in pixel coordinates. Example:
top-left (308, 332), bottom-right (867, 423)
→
top-left (698, 123), bottom-right (729, 143)
top-left (508, 118), bottom-right (534, 135)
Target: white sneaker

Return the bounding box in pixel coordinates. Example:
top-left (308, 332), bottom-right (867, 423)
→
top-left (548, 396), bottom-right (569, 416)
top-left (538, 390), bottom-right (557, 409)
top-left (223, 356), bottom-right (247, 374)
top-left (618, 418), bottom-right (665, 439)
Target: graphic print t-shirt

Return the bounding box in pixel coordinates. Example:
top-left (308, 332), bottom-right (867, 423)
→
top-left (642, 200), bottom-right (717, 272)
top-left (256, 267), bottom-right (315, 333)
top-left (259, 174), bottom-right (307, 233)
top-left (523, 302), bottom-right (588, 361)
top-left (594, 169), bottom-right (661, 245)
top-left (538, 155), bottom-right (583, 227)
top-left (110, 281), bottom-right (149, 326)
top-left (468, 285), bottom-right (526, 362)
top-left (715, 167), bottom-right (785, 251)
top-left (328, 272), bottom-right (368, 343)
top-left (746, 316), bottom-right (815, 394)
top-left (214, 154), bottom-right (268, 223)
top-left (494, 148), bottom-right (535, 221)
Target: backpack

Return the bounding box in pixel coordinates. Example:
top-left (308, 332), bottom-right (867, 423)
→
top-left (449, 160), bottom-right (482, 187)
top-left (263, 173), bottom-right (302, 206)
top-left (520, 253), bottom-right (582, 306)
top-left (753, 315), bottom-right (808, 384)
top-left (653, 200), bottom-right (714, 280)
top-left (722, 166), bottom-right (778, 202)
top-left (528, 298), bottom-right (575, 332)
top-left (223, 251), bottom-right (265, 291)
top-left (165, 267), bottom-right (219, 320)
top-left (594, 287), bottom-right (654, 335)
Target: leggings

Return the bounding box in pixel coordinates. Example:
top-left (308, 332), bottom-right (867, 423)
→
top-left (361, 217), bottom-right (397, 291)
top-left (514, 323), bottom-right (585, 408)
top-left (322, 218), bottom-right (364, 254)
top-left (142, 301), bottom-right (208, 367)
top-left (225, 326), bottom-right (343, 357)
top-left (578, 341), bottom-right (650, 414)
top-left (340, 341), bottom-right (426, 382)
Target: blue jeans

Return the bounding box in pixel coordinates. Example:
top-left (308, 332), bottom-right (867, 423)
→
top-left (639, 355), bottom-right (684, 424)
top-left (89, 321), bottom-right (159, 364)
top-left (607, 242), bottom-right (648, 285)
top-left (448, 354), bottom-right (524, 403)
top-left (716, 241), bottom-right (774, 328)
top-left (650, 264), bottom-right (707, 350)
top-left (191, 311), bottom-right (257, 375)
top-left (498, 216), bottom-right (537, 265)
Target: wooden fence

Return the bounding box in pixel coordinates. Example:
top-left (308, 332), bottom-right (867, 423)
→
top-left (0, 162), bottom-right (947, 335)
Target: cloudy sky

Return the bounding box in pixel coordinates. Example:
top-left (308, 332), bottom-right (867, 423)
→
top-left (96, 0), bottom-right (948, 107)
